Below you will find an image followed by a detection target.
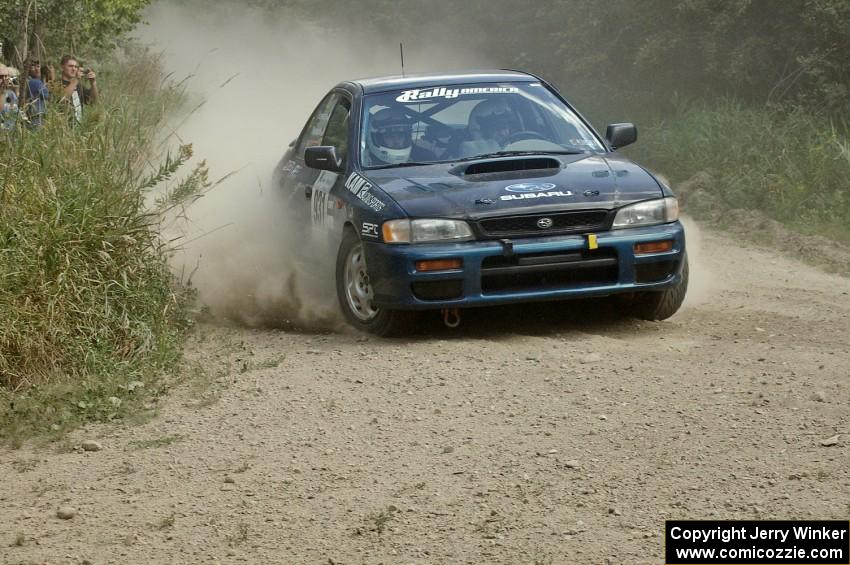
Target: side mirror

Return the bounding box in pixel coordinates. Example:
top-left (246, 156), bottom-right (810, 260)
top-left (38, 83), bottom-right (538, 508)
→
top-left (305, 146), bottom-right (343, 172)
top-left (605, 123), bottom-right (637, 150)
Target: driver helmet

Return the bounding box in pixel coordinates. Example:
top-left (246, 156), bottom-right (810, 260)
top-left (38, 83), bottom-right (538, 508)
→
top-left (369, 107), bottom-right (412, 165)
top-left (469, 98), bottom-right (521, 145)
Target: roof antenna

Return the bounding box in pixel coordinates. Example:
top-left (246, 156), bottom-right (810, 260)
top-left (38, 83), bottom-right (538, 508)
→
top-left (399, 42), bottom-right (405, 77)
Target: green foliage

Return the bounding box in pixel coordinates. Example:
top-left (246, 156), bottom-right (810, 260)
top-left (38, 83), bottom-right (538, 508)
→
top-left (218, 0), bottom-right (850, 119)
top-left (632, 99), bottom-right (850, 242)
top-left (0, 0), bottom-right (151, 64)
top-left (0, 50), bottom-right (195, 442)
top-left (532, 0), bottom-right (850, 117)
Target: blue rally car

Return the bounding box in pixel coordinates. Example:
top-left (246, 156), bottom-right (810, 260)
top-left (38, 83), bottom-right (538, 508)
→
top-left (275, 70), bottom-right (687, 335)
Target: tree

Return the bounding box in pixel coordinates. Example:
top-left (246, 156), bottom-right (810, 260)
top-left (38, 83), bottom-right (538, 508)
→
top-left (0, 0), bottom-right (151, 68)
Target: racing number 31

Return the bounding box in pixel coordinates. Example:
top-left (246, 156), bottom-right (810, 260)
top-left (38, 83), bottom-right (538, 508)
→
top-left (311, 170), bottom-right (338, 226)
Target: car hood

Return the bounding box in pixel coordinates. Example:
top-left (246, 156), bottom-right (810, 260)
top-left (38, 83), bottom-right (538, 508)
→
top-left (361, 153), bottom-right (663, 220)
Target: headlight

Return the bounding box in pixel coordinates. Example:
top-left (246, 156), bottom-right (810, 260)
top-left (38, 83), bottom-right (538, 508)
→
top-left (612, 197), bottom-right (679, 229)
top-left (382, 219), bottom-right (474, 244)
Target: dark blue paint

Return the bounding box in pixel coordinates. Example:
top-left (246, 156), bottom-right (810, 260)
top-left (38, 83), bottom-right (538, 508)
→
top-left (363, 223), bottom-right (686, 309)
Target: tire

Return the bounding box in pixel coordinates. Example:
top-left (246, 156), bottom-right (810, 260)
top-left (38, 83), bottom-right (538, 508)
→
top-left (335, 228), bottom-right (416, 336)
top-left (627, 255), bottom-right (689, 321)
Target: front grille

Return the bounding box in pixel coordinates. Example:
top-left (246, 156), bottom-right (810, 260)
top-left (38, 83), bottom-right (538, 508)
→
top-left (481, 248), bottom-right (619, 293)
top-left (476, 210), bottom-right (609, 238)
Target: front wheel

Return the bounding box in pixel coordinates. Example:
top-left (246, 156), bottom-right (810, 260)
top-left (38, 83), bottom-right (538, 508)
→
top-left (335, 229), bottom-right (416, 336)
top-left (627, 255), bottom-right (689, 320)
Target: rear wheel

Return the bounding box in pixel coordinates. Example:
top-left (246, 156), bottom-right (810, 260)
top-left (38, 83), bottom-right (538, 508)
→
top-left (336, 228), bottom-right (416, 336)
top-left (627, 255), bottom-right (689, 320)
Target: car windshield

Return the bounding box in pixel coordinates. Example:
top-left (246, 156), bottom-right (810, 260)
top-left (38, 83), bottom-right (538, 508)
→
top-left (360, 82), bottom-right (605, 169)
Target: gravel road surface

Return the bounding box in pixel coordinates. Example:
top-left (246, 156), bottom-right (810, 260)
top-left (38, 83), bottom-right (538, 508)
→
top-left (3, 221), bottom-right (849, 564)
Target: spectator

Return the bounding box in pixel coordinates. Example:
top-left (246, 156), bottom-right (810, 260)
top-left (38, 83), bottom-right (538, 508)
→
top-left (41, 63), bottom-right (56, 85)
top-left (60, 54), bottom-right (98, 123)
top-left (24, 58), bottom-right (49, 128)
top-left (1, 64), bottom-right (20, 131)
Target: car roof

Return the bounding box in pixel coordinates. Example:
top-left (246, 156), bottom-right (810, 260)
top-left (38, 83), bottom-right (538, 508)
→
top-left (345, 70), bottom-right (538, 94)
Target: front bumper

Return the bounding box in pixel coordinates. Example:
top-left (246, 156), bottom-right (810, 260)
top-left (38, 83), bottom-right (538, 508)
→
top-left (363, 221), bottom-right (686, 310)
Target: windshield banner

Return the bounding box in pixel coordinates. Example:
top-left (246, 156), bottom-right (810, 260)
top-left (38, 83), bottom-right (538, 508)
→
top-left (396, 86), bottom-right (519, 103)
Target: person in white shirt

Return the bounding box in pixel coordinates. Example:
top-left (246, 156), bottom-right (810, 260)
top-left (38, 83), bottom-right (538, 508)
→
top-left (59, 54), bottom-right (98, 123)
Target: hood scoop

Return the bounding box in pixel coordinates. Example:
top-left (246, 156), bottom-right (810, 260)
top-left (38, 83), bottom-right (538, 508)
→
top-left (452, 157), bottom-right (561, 179)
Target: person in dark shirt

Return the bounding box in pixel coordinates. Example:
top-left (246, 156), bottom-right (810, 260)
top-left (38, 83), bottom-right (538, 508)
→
top-left (59, 54), bottom-right (98, 123)
top-left (24, 58), bottom-right (49, 128)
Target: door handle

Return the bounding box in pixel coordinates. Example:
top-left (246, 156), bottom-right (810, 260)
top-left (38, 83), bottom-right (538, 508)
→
top-left (304, 185), bottom-right (313, 199)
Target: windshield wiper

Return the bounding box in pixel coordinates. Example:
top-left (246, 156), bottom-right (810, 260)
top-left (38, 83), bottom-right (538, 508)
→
top-left (454, 150), bottom-right (584, 162)
top-left (367, 161), bottom-right (435, 170)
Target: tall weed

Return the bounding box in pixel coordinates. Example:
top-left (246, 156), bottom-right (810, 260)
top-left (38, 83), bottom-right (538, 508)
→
top-left (0, 51), bottom-right (199, 441)
top-left (631, 99), bottom-right (850, 243)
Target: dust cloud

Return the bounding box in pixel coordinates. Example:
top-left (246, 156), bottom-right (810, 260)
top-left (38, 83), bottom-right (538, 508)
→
top-left (679, 215), bottom-right (715, 309)
top-left (136, 3), bottom-right (706, 330)
top-left (653, 172), bottom-right (714, 310)
top-left (135, 2), bottom-right (488, 329)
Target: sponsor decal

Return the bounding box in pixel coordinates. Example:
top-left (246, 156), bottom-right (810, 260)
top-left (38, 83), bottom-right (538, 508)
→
top-left (344, 173), bottom-right (386, 212)
top-left (396, 86), bottom-right (520, 103)
top-left (500, 190), bottom-right (573, 201)
top-left (505, 182), bottom-right (557, 193)
top-left (475, 198), bottom-right (496, 205)
top-left (345, 173), bottom-right (371, 194)
top-left (358, 190), bottom-right (386, 212)
top-left (361, 222), bottom-right (380, 238)
top-left (583, 189), bottom-right (600, 197)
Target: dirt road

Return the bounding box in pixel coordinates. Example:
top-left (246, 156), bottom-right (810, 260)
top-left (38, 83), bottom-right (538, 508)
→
top-left (3, 221), bottom-right (849, 564)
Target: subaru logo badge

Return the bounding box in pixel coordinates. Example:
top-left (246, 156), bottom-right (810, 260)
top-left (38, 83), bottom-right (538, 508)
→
top-left (505, 182), bottom-right (557, 193)
top-left (537, 217), bottom-right (554, 229)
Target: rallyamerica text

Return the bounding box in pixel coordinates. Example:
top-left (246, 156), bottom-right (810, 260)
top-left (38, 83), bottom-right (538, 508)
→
top-left (670, 525), bottom-right (848, 544)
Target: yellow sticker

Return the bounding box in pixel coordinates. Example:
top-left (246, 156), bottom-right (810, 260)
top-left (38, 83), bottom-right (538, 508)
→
top-left (587, 233), bottom-right (598, 250)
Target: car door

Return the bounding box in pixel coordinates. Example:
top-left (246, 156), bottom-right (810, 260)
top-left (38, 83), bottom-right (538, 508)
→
top-left (309, 94), bottom-right (352, 248)
top-left (280, 92), bottom-right (340, 220)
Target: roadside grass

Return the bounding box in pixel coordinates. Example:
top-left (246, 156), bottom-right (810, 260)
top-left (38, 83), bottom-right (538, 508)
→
top-left (127, 434), bottom-right (184, 450)
top-left (0, 49), bottom-right (206, 445)
top-left (227, 523), bottom-right (249, 546)
top-left (180, 327), bottom-right (282, 409)
top-left (629, 99), bottom-right (850, 245)
top-left (155, 512), bottom-right (176, 530)
top-left (364, 505), bottom-right (398, 535)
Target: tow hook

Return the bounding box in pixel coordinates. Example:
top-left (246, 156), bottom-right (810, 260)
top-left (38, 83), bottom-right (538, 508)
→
top-left (442, 308), bottom-right (461, 328)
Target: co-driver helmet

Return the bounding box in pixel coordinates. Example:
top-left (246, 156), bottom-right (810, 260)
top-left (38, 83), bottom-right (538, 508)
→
top-left (468, 98), bottom-right (521, 143)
